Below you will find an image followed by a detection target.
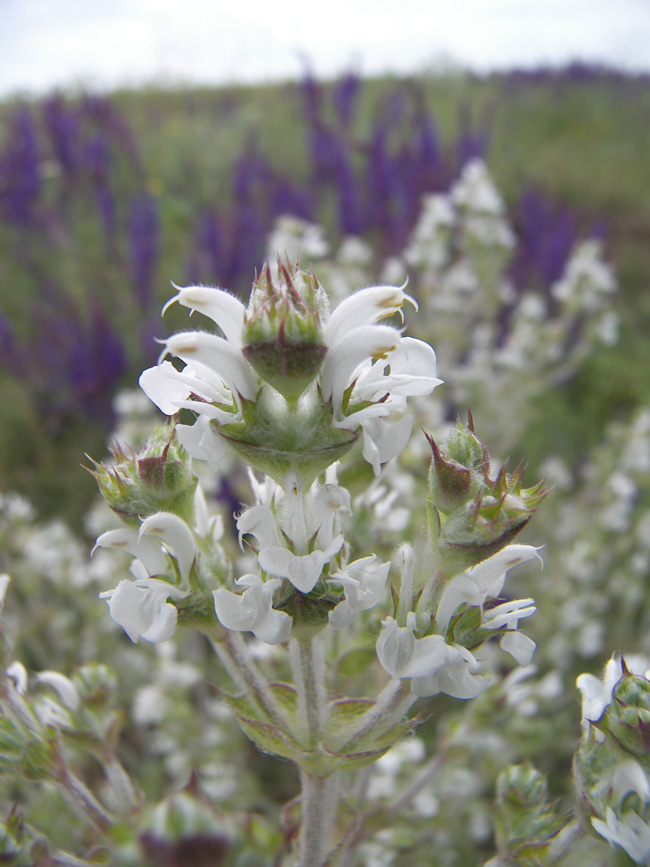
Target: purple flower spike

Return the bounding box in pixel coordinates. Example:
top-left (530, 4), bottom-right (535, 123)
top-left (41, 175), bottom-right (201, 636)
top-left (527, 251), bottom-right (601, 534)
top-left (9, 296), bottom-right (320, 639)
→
top-left (129, 193), bottom-right (160, 309)
top-left (0, 106), bottom-right (42, 225)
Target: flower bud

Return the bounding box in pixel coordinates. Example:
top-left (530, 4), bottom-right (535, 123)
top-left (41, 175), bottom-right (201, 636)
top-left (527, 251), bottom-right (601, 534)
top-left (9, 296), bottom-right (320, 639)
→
top-left (90, 425), bottom-right (197, 526)
top-left (493, 763), bottom-right (565, 858)
top-left (426, 417), bottom-right (547, 574)
top-left (71, 663), bottom-right (118, 710)
top-left (139, 788), bottom-right (236, 867)
top-left (242, 261), bottom-right (329, 404)
top-left (597, 665), bottom-right (650, 765)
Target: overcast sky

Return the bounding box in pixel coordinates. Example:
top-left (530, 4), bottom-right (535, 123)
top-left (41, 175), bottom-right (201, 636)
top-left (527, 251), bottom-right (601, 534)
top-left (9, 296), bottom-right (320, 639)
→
top-left (1, 0), bottom-right (649, 96)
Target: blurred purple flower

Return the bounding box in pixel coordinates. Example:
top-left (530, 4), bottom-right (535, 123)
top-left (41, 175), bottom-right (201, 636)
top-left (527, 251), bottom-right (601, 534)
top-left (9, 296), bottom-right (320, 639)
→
top-left (29, 290), bottom-right (126, 428)
top-left (129, 193), bottom-right (160, 309)
top-left (333, 71), bottom-right (361, 128)
top-left (0, 106), bottom-right (42, 225)
top-left (42, 95), bottom-right (80, 176)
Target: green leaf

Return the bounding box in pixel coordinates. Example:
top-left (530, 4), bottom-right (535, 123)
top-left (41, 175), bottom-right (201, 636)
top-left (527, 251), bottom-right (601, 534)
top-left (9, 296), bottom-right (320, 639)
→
top-left (236, 716), bottom-right (306, 763)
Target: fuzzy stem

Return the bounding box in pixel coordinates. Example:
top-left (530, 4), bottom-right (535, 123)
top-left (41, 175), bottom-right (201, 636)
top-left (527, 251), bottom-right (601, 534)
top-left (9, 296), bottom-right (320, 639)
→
top-left (52, 736), bottom-right (115, 833)
top-left (299, 770), bottom-right (339, 867)
top-left (290, 637), bottom-right (339, 865)
top-left (290, 636), bottom-right (328, 748)
top-left (334, 678), bottom-right (415, 750)
top-left (214, 633), bottom-right (292, 731)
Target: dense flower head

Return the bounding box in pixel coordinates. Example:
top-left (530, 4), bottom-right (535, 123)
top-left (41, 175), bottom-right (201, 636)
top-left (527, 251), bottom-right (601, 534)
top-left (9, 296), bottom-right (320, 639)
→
top-left (212, 470), bottom-right (389, 643)
top-left (139, 264), bottom-right (441, 483)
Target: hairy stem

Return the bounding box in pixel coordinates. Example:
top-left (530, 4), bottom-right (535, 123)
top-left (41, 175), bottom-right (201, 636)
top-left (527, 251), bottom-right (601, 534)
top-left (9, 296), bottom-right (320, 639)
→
top-left (334, 678), bottom-right (414, 750)
top-left (290, 636), bottom-right (327, 747)
top-left (213, 633), bottom-right (291, 731)
top-left (299, 770), bottom-right (339, 867)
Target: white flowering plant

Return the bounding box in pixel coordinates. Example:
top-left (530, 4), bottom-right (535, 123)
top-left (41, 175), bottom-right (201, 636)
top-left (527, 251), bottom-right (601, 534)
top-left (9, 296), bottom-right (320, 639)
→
top-left (0, 162), bottom-right (646, 867)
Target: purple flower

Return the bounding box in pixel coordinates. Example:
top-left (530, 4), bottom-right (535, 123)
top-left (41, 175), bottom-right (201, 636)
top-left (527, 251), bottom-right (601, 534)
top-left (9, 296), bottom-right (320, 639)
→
top-left (129, 193), bottom-right (160, 309)
top-left (0, 106), bottom-right (42, 225)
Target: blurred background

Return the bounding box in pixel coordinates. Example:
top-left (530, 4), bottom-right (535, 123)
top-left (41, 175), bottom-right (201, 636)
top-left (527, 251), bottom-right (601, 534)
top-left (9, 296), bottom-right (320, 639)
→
top-left (0, 0), bottom-right (649, 526)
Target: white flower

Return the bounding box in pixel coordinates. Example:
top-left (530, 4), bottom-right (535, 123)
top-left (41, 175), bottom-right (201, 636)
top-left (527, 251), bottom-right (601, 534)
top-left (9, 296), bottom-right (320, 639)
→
top-left (577, 653), bottom-right (625, 726)
top-left (237, 504), bottom-right (279, 551)
top-left (93, 512), bottom-right (197, 585)
top-left (140, 281), bottom-right (441, 475)
top-left (592, 808), bottom-right (650, 865)
top-left (359, 416), bottom-right (414, 477)
top-left (176, 415), bottom-right (225, 470)
top-left (213, 575), bottom-right (292, 644)
top-left (6, 661), bottom-right (27, 695)
top-left (435, 546), bottom-right (540, 668)
top-left (328, 555), bottom-right (390, 628)
top-left (100, 578), bottom-right (187, 643)
top-left (35, 671), bottom-right (80, 712)
top-left (310, 483), bottom-right (352, 547)
top-left (376, 615), bottom-right (492, 699)
top-left (258, 534), bottom-right (344, 594)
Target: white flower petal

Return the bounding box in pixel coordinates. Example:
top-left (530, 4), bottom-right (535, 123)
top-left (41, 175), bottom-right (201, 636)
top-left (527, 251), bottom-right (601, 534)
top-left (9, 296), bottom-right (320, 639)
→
top-left (6, 661), bottom-right (27, 695)
top-left (139, 360), bottom-right (229, 415)
top-left (103, 580), bottom-right (178, 643)
top-left (93, 528), bottom-right (169, 576)
top-left (165, 331), bottom-right (257, 401)
top-left (328, 556), bottom-right (390, 628)
top-left (325, 284), bottom-right (414, 345)
top-left (237, 504), bottom-right (278, 550)
top-left (411, 655), bottom-right (493, 699)
top-left (138, 513), bottom-right (196, 583)
top-left (320, 324), bottom-right (401, 407)
top-left (592, 808), bottom-right (650, 864)
top-left (361, 415), bottom-right (413, 475)
top-left (213, 576), bottom-right (291, 644)
top-left (500, 631), bottom-right (536, 666)
top-left (484, 598), bottom-right (537, 630)
top-left (35, 672), bottom-right (81, 712)
top-left (354, 337), bottom-right (442, 401)
top-left (165, 285), bottom-right (246, 347)
top-left (176, 416), bottom-right (225, 471)
top-left (577, 653), bottom-right (624, 724)
top-left (436, 545), bottom-right (542, 632)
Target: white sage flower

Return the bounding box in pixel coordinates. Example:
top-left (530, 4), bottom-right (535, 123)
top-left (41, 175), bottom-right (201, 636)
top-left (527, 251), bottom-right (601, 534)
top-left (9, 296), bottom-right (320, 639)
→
top-left (213, 575), bottom-right (292, 644)
top-left (328, 555), bottom-right (391, 628)
top-left (376, 615), bottom-right (492, 699)
top-left (592, 808), bottom-right (650, 865)
top-left (100, 578), bottom-right (187, 643)
top-left (258, 534), bottom-right (344, 594)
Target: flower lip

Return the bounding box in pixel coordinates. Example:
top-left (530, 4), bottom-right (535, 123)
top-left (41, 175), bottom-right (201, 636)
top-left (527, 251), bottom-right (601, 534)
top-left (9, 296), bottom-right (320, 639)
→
top-left (163, 283), bottom-right (246, 347)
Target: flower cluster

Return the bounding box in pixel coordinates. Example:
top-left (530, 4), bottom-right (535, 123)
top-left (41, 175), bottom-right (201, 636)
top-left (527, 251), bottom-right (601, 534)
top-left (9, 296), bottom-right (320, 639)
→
top-left (139, 262), bottom-right (441, 481)
top-left (576, 653), bottom-right (650, 865)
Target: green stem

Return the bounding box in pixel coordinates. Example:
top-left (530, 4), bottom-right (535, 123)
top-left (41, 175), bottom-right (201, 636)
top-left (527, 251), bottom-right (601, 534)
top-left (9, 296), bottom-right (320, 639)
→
top-left (299, 770), bottom-right (339, 867)
top-left (290, 637), bottom-right (339, 865)
top-left (214, 633), bottom-right (292, 731)
top-left (52, 736), bottom-right (114, 833)
top-left (290, 636), bottom-right (327, 748)
top-left (333, 678), bottom-right (414, 751)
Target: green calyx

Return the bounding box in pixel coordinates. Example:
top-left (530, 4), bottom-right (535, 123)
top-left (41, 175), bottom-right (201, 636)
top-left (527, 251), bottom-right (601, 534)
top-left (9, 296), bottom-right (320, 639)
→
top-left (274, 580), bottom-right (342, 643)
top-left (89, 424), bottom-right (198, 527)
top-left (242, 261), bottom-right (329, 403)
top-left (426, 416), bottom-right (548, 575)
top-left (596, 670), bottom-right (650, 762)
top-left (493, 763), bottom-right (566, 858)
top-left (217, 386), bottom-right (358, 486)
